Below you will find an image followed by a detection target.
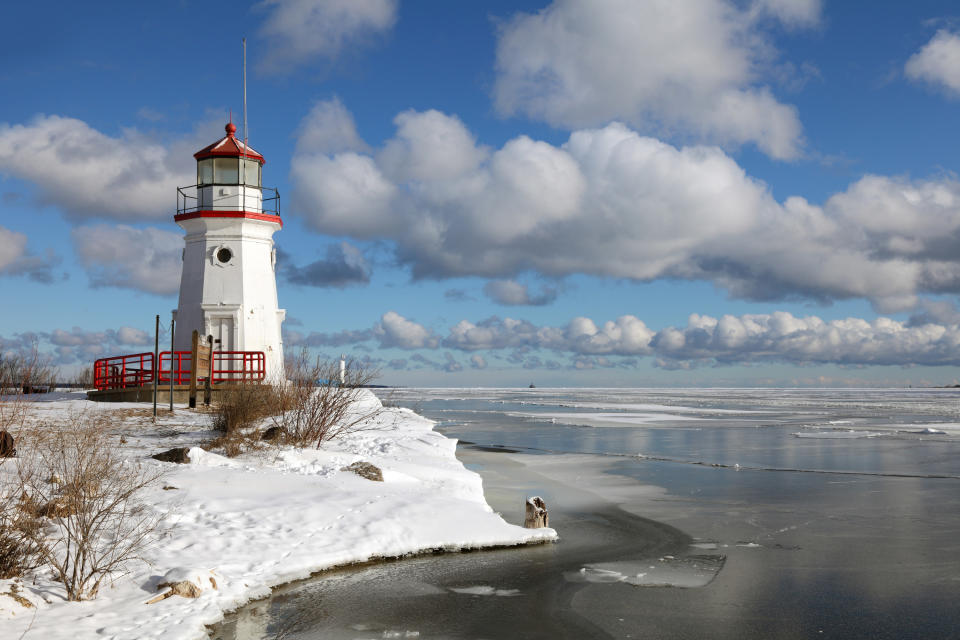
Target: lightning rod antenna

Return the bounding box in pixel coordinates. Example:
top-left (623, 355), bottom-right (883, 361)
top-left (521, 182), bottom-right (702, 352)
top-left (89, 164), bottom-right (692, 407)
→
top-left (242, 38), bottom-right (248, 201)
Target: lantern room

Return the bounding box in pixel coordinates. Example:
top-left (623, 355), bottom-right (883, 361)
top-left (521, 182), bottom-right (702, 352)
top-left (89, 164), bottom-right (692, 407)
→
top-left (177, 122), bottom-right (279, 218)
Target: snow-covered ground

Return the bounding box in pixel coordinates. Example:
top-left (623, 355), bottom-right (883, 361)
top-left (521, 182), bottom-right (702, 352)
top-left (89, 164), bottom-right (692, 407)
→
top-left (0, 390), bottom-right (555, 639)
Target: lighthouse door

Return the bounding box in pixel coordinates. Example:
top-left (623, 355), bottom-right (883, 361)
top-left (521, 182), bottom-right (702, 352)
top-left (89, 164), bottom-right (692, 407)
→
top-left (212, 317), bottom-right (235, 376)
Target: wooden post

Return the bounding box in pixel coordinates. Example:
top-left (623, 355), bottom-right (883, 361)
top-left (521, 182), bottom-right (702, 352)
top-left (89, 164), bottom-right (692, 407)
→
top-left (203, 334), bottom-right (213, 406)
top-left (152, 314), bottom-right (159, 422)
top-left (188, 330), bottom-right (200, 409)
top-left (169, 312), bottom-right (175, 411)
top-left (524, 496), bottom-right (549, 528)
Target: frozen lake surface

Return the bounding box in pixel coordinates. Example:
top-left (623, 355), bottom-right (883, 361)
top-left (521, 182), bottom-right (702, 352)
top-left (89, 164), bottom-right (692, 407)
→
top-left (215, 388), bottom-right (960, 639)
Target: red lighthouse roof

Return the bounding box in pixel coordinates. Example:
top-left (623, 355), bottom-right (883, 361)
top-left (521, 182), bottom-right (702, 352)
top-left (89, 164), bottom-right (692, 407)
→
top-left (194, 122), bottom-right (265, 163)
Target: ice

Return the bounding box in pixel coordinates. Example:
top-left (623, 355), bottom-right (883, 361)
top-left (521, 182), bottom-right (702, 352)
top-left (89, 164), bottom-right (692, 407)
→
top-left (567, 555), bottom-right (725, 588)
top-left (793, 431), bottom-right (883, 439)
top-left (449, 585), bottom-right (522, 596)
top-left (509, 410), bottom-right (701, 427)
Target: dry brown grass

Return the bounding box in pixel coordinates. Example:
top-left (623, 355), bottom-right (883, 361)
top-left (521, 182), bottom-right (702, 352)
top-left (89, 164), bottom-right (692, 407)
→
top-left (205, 383), bottom-right (281, 457)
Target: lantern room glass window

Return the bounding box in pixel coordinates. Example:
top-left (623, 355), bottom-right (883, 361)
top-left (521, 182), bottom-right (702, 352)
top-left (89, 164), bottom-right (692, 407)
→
top-left (197, 157), bottom-right (262, 186)
top-left (197, 159), bottom-right (214, 185)
top-left (241, 159), bottom-right (261, 186)
top-left (213, 157), bottom-right (239, 184)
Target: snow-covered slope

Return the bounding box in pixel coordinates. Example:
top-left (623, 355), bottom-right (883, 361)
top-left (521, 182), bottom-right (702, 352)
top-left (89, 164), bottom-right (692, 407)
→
top-left (0, 390), bottom-right (556, 639)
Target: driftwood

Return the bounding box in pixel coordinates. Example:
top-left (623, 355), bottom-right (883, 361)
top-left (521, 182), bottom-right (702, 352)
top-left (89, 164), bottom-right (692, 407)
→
top-left (145, 569), bottom-right (218, 604)
top-left (524, 496), bottom-right (549, 528)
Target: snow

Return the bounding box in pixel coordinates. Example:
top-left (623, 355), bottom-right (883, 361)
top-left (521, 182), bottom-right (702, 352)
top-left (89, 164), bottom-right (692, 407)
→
top-left (0, 390), bottom-right (555, 639)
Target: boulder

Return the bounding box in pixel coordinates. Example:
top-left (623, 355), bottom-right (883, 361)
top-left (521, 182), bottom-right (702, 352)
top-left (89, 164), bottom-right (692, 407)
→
top-left (341, 461), bottom-right (383, 482)
top-left (0, 430), bottom-right (15, 458)
top-left (261, 426), bottom-right (285, 442)
top-left (152, 447), bottom-right (191, 464)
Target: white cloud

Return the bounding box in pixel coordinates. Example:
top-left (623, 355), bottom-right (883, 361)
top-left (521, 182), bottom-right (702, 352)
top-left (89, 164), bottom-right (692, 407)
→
top-left (292, 105), bottom-right (960, 308)
top-left (651, 311), bottom-right (960, 367)
top-left (373, 311), bottom-right (439, 349)
top-left (72, 225), bottom-right (182, 295)
top-left (0, 226), bottom-right (27, 272)
top-left (295, 98), bottom-right (369, 155)
top-left (493, 0), bottom-right (813, 159)
top-left (378, 110), bottom-right (488, 183)
top-left (483, 280), bottom-right (557, 306)
top-left (281, 310), bottom-right (960, 368)
top-left (0, 115), bottom-right (193, 220)
top-left (257, 0), bottom-right (397, 73)
top-left (0, 225), bottom-right (60, 283)
top-left (905, 30), bottom-right (960, 96)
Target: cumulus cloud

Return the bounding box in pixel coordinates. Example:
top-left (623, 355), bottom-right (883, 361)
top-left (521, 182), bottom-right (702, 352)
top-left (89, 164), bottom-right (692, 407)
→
top-left (47, 326), bottom-right (152, 348)
top-left (286, 241), bottom-right (371, 288)
top-left (651, 311), bottom-right (960, 367)
top-left (0, 225), bottom-right (60, 283)
top-left (2, 324), bottom-right (159, 366)
top-left (287, 309), bottom-right (960, 369)
top-left (905, 30), bottom-right (960, 96)
top-left (493, 0), bottom-right (816, 159)
top-left (483, 280), bottom-right (558, 306)
top-left (0, 226), bottom-right (26, 272)
top-left (0, 115), bottom-right (194, 220)
top-left (257, 0), bottom-right (397, 73)
top-left (373, 311), bottom-right (439, 349)
top-left (292, 104), bottom-right (960, 308)
top-left (295, 98), bottom-right (369, 155)
top-left (72, 225), bottom-right (182, 295)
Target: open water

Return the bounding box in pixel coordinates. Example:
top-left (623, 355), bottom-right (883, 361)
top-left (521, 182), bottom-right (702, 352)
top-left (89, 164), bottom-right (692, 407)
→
top-left (215, 388), bottom-right (960, 639)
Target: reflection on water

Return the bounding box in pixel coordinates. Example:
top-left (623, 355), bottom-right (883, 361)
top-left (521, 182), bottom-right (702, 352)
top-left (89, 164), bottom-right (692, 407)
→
top-left (215, 388), bottom-right (960, 639)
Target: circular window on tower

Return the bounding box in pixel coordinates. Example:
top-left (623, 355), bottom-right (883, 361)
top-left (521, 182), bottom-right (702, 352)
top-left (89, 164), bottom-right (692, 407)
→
top-left (216, 247), bottom-right (233, 264)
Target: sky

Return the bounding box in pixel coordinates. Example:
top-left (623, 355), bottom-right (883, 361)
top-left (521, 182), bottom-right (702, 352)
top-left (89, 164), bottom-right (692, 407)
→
top-left (3, 0), bottom-right (960, 387)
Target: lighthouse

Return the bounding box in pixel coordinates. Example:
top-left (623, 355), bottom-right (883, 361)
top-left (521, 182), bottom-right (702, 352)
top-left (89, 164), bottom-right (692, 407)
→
top-left (173, 122), bottom-right (285, 382)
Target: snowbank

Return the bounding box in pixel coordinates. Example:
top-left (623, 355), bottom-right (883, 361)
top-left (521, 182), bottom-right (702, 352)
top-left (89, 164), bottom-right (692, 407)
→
top-left (0, 390), bottom-right (556, 639)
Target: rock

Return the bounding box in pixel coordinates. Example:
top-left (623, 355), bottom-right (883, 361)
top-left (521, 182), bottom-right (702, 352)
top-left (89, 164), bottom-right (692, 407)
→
top-left (341, 461), bottom-right (383, 482)
top-left (524, 496), bottom-right (549, 529)
top-left (0, 430), bottom-right (14, 458)
top-left (152, 447), bottom-right (191, 464)
top-left (261, 426), bottom-right (285, 442)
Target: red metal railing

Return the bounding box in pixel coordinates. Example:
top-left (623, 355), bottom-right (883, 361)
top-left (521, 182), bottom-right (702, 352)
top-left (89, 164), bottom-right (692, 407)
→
top-left (93, 352), bottom-right (154, 391)
top-left (94, 350), bottom-right (266, 391)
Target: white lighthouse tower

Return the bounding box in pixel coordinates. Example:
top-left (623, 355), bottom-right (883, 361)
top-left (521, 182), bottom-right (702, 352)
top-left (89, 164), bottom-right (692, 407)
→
top-left (173, 121), bottom-right (285, 382)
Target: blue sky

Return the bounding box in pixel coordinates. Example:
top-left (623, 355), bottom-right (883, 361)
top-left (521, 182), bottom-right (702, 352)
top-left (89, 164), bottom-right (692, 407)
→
top-left (4, 0), bottom-right (960, 387)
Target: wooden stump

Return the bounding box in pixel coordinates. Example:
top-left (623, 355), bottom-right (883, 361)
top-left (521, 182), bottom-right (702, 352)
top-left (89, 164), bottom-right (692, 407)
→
top-left (524, 496), bottom-right (549, 528)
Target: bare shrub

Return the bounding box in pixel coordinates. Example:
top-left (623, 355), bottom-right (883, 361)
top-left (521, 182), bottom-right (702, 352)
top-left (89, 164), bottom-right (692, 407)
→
top-left (0, 479), bottom-right (44, 579)
top-left (18, 413), bottom-right (164, 600)
top-left (212, 383), bottom-right (277, 434)
top-left (207, 383), bottom-right (280, 457)
top-left (71, 366), bottom-right (94, 389)
top-left (269, 351), bottom-right (383, 448)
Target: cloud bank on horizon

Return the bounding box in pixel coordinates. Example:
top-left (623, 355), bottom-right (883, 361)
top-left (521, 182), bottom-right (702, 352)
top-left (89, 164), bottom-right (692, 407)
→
top-left (282, 306), bottom-right (960, 370)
